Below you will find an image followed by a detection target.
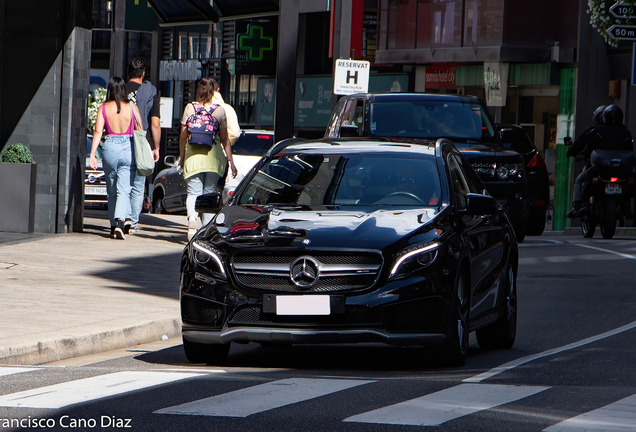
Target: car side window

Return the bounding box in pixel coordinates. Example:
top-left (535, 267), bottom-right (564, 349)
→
top-left (447, 155), bottom-right (470, 210)
top-left (456, 156), bottom-right (486, 195)
top-left (325, 99), bottom-right (348, 138)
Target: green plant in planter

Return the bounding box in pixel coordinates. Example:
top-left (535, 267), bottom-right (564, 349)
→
top-left (1, 143), bottom-right (35, 164)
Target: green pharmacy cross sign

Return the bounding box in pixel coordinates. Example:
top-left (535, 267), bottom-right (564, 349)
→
top-left (237, 24), bottom-right (273, 61)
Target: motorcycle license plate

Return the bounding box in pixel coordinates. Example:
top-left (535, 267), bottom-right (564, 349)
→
top-left (605, 183), bottom-right (622, 195)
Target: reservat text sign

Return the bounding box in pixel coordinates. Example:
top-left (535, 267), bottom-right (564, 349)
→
top-left (334, 59), bottom-right (370, 95)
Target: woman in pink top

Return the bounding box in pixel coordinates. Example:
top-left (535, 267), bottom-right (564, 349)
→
top-left (89, 77), bottom-right (143, 240)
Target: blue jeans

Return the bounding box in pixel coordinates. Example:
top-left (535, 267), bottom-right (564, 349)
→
top-left (102, 135), bottom-right (135, 227)
top-left (129, 173), bottom-right (146, 227)
top-left (186, 172), bottom-right (221, 226)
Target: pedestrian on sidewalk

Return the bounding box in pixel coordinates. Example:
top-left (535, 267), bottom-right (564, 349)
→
top-left (211, 83), bottom-right (241, 197)
top-left (126, 58), bottom-right (161, 234)
top-left (89, 77), bottom-right (143, 240)
top-left (179, 77), bottom-right (237, 240)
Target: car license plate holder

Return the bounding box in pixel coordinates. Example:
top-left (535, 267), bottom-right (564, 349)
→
top-left (605, 183), bottom-right (622, 195)
top-left (85, 186), bottom-right (106, 195)
top-left (262, 295), bottom-right (345, 315)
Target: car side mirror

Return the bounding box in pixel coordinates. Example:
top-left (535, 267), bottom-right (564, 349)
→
top-left (499, 128), bottom-right (515, 143)
top-left (340, 124), bottom-right (359, 137)
top-left (462, 193), bottom-right (498, 215)
top-left (195, 192), bottom-right (223, 214)
top-left (164, 155), bottom-right (177, 166)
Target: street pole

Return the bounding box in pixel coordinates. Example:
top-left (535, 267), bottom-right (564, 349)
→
top-left (109, 0), bottom-right (126, 80)
top-left (274, 0), bottom-right (299, 142)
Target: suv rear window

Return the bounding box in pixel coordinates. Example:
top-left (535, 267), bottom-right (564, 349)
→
top-left (233, 133), bottom-right (273, 156)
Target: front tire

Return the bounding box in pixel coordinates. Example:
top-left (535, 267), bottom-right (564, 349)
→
top-left (153, 194), bottom-right (166, 214)
top-left (442, 270), bottom-right (469, 367)
top-left (183, 337), bottom-right (230, 364)
top-left (476, 261), bottom-right (517, 349)
top-left (581, 217), bottom-right (595, 238)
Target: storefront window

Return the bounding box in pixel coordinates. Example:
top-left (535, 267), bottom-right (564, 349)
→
top-left (379, 0), bottom-right (503, 50)
top-left (386, 0), bottom-right (417, 49)
top-left (416, 0), bottom-right (459, 48)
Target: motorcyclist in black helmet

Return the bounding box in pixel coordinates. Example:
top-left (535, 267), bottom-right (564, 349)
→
top-left (566, 104), bottom-right (633, 218)
top-left (566, 105), bottom-right (607, 218)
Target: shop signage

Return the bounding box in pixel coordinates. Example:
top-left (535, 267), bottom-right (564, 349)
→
top-left (334, 59), bottom-right (370, 95)
top-left (235, 18), bottom-right (278, 75)
top-left (425, 66), bottom-right (456, 89)
top-left (484, 62), bottom-right (509, 107)
top-left (159, 60), bottom-right (201, 81)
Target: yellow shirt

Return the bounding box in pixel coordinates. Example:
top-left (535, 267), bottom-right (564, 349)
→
top-left (180, 102), bottom-right (227, 179)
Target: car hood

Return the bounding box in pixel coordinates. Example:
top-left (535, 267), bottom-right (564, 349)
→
top-left (453, 143), bottom-right (524, 163)
top-left (206, 205), bottom-right (439, 249)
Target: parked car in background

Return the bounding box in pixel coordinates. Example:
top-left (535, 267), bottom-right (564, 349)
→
top-left (324, 93), bottom-right (530, 242)
top-left (84, 135), bottom-right (107, 209)
top-left (496, 124), bottom-right (550, 236)
top-left (152, 129), bottom-right (274, 214)
top-left (181, 138), bottom-right (519, 367)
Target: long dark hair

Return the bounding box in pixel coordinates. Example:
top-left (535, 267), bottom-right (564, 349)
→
top-left (106, 77), bottom-right (129, 113)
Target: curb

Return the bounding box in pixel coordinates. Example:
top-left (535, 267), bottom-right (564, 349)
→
top-left (0, 317), bottom-right (181, 366)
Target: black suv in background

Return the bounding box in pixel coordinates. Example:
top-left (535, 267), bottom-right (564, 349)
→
top-left (324, 93), bottom-right (529, 241)
top-left (496, 123), bottom-right (550, 236)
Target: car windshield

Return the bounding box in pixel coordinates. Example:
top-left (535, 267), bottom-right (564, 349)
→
top-left (87, 138), bottom-right (102, 159)
top-left (238, 152), bottom-right (442, 207)
top-left (368, 100), bottom-right (495, 141)
top-left (233, 132), bottom-right (274, 156)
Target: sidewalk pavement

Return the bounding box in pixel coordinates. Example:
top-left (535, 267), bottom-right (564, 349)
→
top-left (1, 212), bottom-right (635, 366)
top-left (0, 211), bottom-right (189, 366)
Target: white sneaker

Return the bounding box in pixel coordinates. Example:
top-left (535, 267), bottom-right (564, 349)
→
top-left (187, 217), bottom-right (197, 240)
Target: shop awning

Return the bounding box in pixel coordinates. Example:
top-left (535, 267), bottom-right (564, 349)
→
top-left (147, 0), bottom-right (279, 24)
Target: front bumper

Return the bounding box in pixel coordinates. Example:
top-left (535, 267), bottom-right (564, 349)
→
top-left (183, 327), bottom-right (446, 346)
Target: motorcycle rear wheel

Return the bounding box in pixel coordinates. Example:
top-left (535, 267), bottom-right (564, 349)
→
top-left (601, 198), bottom-right (618, 239)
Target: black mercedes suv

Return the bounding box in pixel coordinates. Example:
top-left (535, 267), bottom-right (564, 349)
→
top-left (179, 138), bottom-right (518, 367)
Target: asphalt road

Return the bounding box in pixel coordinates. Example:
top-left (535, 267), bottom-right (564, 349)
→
top-left (1, 235), bottom-right (636, 432)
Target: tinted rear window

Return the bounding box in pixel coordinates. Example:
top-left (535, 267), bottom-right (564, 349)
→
top-left (233, 133), bottom-right (274, 156)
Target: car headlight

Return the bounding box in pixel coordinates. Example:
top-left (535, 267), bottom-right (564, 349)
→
top-left (388, 242), bottom-right (440, 280)
top-left (496, 163), bottom-right (522, 179)
top-left (192, 241), bottom-right (227, 279)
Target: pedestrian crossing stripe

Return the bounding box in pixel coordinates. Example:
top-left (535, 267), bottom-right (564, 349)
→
top-left (0, 367), bottom-right (40, 377)
top-left (155, 378), bottom-right (375, 417)
top-left (543, 393), bottom-right (636, 432)
top-left (0, 371), bottom-right (200, 408)
top-left (344, 383), bottom-right (550, 426)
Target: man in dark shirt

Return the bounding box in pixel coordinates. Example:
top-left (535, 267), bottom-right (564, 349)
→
top-left (125, 58), bottom-right (161, 233)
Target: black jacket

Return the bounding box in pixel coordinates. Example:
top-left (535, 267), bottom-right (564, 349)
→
top-left (567, 124), bottom-right (632, 161)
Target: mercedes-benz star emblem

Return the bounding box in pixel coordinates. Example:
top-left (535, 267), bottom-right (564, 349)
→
top-left (290, 257), bottom-right (319, 288)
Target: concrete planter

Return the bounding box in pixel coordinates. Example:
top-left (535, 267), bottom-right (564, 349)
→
top-left (0, 162), bottom-right (37, 233)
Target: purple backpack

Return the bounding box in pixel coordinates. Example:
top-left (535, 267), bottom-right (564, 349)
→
top-left (186, 101), bottom-right (219, 147)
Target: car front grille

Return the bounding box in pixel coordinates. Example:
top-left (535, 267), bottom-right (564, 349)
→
top-left (231, 250), bottom-right (383, 293)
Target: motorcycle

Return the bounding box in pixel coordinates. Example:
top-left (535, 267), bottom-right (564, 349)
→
top-left (579, 149), bottom-right (635, 239)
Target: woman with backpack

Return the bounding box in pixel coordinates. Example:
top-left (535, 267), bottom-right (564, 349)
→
top-left (89, 76), bottom-right (144, 240)
top-left (179, 77), bottom-right (238, 240)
